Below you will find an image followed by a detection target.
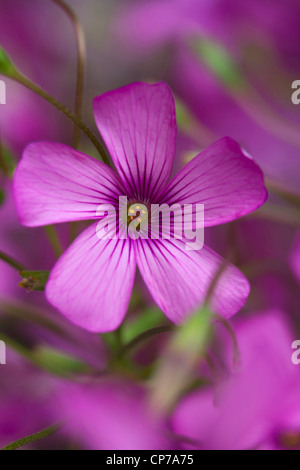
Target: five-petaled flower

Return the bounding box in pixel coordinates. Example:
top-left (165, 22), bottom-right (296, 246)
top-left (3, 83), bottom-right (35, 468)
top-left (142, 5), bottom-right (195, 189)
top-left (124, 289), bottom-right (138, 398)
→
top-left (14, 82), bottom-right (267, 332)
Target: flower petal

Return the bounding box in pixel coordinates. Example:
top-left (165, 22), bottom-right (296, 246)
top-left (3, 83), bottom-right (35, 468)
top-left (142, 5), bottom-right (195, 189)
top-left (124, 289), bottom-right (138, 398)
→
top-left (14, 142), bottom-right (124, 226)
top-left (136, 238), bottom-right (249, 322)
top-left (46, 223), bottom-right (136, 332)
top-left (160, 137), bottom-right (267, 226)
top-left (55, 381), bottom-right (172, 450)
top-left (93, 82), bottom-right (176, 201)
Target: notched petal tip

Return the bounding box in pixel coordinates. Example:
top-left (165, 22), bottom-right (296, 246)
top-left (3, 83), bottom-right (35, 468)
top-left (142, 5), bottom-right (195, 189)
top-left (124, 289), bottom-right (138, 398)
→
top-left (93, 81), bottom-right (177, 201)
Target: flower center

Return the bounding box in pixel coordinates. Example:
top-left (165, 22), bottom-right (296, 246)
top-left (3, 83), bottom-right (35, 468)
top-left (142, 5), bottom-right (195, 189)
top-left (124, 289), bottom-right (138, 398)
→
top-left (127, 202), bottom-right (149, 228)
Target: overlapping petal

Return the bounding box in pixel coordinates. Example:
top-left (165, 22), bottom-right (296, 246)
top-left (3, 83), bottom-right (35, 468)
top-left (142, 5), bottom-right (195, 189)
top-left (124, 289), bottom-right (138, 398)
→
top-left (160, 137), bottom-right (267, 226)
top-left (135, 238), bottom-right (250, 322)
top-left (46, 223), bottom-right (136, 332)
top-left (14, 142), bottom-right (125, 226)
top-left (93, 82), bottom-right (176, 201)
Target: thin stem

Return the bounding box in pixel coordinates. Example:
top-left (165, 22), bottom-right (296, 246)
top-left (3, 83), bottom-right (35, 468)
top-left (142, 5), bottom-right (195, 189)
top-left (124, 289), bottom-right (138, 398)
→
top-left (265, 178), bottom-right (300, 209)
top-left (0, 331), bottom-right (90, 378)
top-left (204, 260), bottom-right (228, 307)
top-left (1, 422), bottom-right (61, 450)
top-left (45, 225), bottom-right (63, 258)
top-left (248, 203), bottom-right (300, 227)
top-left (213, 315), bottom-right (241, 369)
top-left (0, 300), bottom-right (68, 337)
top-left (51, 0), bottom-right (85, 149)
top-left (11, 70), bottom-right (111, 166)
top-left (0, 145), bottom-right (9, 176)
top-left (0, 332), bottom-right (50, 372)
top-left (0, 250), bottom-right (25, 271)
top-left (118, 325), bottom-right (174, 357)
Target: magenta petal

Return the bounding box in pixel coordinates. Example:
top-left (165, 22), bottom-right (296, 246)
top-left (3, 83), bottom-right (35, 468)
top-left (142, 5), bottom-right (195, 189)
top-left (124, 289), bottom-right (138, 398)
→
top-left (160, 137), bottom-right (267, 226)
top-left (56, 381), bottom-right (171, 450)
top-left (136, 238), bottom-right (250, 322)
top-left (13, 142), bottom-right (124, 226)
top-left (93, 82), bottom-right (176, 201)
top-left (46, 223), bottom-right (136, 332)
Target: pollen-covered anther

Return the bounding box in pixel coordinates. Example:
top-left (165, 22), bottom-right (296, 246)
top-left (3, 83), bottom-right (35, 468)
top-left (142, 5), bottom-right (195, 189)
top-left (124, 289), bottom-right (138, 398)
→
top-left (127, 202), bottom-right (149, 227)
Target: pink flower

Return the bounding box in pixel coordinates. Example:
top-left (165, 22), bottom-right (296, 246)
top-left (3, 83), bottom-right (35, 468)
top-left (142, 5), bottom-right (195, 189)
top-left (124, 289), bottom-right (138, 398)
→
top-left (172, 310), bottom-right (300, 450)
top-left (0, 350), bottom-right (56, 449)
top-left (116, 0), bottom-right (300, 191)
top-left (54, 380), bottom-right (172, 450)
top-left (117, 0), bottom-right (300, 71)
top-left (14, 82), bottom-right (267, 332)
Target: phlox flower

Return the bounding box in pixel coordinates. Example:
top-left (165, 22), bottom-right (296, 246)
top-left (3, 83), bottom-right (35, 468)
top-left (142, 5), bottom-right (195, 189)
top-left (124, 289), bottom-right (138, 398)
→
top-left (14, 82), bottom-right (267, 331)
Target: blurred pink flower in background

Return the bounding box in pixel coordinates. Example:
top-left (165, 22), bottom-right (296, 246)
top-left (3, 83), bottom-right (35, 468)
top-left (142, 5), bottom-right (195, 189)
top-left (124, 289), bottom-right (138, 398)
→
top-left (117, 0), bottom-right (300, 69)
top-left (0, 0), bottom-right (74, 154)
top-left (172, 310), bottom-right (300, 450)
top-left (115, 0), bottom-right (300, 191)
top-left (55, 380), bottom-right (173, 450)
top-left (0, 349), bottom-right (56, 449)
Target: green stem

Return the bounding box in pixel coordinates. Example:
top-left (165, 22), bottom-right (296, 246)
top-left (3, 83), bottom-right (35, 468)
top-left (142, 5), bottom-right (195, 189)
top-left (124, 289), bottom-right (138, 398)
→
top-left (0, 332), bottom-right (48, 372)
top-left (52, 0), bottom-right (85, 149)
top-left (0, 300), bottom-right (67, 337)
top-left (0, 250), bottom-right (25, 271)
top-left (11, 70), bottom-right (111, 165)
top-left (45, 225), bottom-right (63, 258)
top-left (213, 315), bottom-right (241, 368)
top-left (265, 178), bottom-right (300, 209)
top-left (0, 145), bottom-right (9, 176)
top-left (248, 203), bottom-right (300, 227)
top-left (118, 325), bottom-right (174, 357)
top-left (204, 260), bottom-right (228, 307)
top-left (1, 422), bottom-right (61, 450)
top-left (0, 331), bottom-right (87, 378)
